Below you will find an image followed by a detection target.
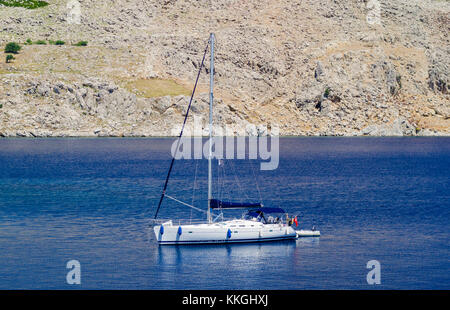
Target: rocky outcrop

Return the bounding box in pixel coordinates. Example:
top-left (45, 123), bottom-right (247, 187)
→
top-left (0, 0), bottom-right (449, 137)
top-left (428, 49), bottom-right (449, 95)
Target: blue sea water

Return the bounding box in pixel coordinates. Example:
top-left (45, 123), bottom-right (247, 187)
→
top-left (0, 137), bottom-right (448, 289)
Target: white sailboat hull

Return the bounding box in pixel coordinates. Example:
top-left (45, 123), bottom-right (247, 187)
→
top-left (153, 219), bottom-right (297, 245)
top-left (151, 34), bottom-right (320, 245)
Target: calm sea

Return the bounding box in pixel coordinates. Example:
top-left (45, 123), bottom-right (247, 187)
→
top-left (0, 137), bottom-right (448, 289)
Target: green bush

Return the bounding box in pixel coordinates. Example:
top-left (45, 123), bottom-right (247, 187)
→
top-left (6, 54), bottom-right (15, 63)
top-left (25, 39), bottom-right (32, 45)
top-left (4, 42), bottom-right (21, 54)
top-left (49, 40), bottom-right (65, 45)
top-left (74, 41), bottom-right (88, 46)
top-left (0, 0), bottom-right (49, 9)
top-left (0, 104), bottom-right (3, 109)
top-left (35, 40), bottom-right (47, 45)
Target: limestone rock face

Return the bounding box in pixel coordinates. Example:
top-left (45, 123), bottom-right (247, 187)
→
top-left (0, 0), bottom-right (449, 137)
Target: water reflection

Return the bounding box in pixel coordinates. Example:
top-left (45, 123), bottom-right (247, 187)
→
top-left (156, 239), bottom-right (319, 268)
top-left (295, 237), bottom-right (320, 246)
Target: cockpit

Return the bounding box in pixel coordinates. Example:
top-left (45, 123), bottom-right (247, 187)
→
top-left (243, 207), bottom-right (287, 224)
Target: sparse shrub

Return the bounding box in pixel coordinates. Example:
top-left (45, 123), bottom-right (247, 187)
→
top-left (0, 0), bottom-right (49, 9)
top-left (4, 42), bottom-right (21, 54)
top-left (35, 40), bottom-right (47, 45)
top-left (6, 54), bottom-right (15, 63)
top-left (74, 41), bottom-right (88, 46)
top-left (25, 39), bottom-right (32, 45)
top-left (0, 104), bottom-right (3, 109)
top-left (396, 75), bottom-right (402, 89)
top-left (49, 40), bottom-right (66, 45)
top-left (324, 87), bottom-right (330, 98)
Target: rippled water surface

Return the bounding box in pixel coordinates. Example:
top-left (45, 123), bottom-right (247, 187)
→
top-left (0, 137), bottom-right (449, 289)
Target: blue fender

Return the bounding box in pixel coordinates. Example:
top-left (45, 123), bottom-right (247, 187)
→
top-left (227, 228), bottom-right (232, 239)
top-left (177, 226), bottom-right (182, 236)
top-left (159, 225), bottom-right (164, 235)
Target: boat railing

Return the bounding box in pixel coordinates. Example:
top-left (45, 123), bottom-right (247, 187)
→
top-left (148, 218), bottom-right (234, 226)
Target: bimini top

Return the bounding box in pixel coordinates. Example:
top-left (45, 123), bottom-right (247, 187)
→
top-left (210, 199), bottom-right (262, 209)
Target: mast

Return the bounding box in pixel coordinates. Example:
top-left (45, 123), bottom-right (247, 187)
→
top-left (207, 33), bottom-right (214, 224)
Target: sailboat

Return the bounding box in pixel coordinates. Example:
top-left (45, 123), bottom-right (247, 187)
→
top-left (152, 33), bottom-right (319, 245)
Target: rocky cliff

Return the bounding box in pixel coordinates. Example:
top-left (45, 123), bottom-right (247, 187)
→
top-left (0, 0), bottom-right (449, 137)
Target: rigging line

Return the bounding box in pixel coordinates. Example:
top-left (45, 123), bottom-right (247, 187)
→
top-left (229, 158), bottom-right (250, 202)
top-left (221, 162), bottom-right (227, 201)
top-left (190, 160), bottom-right (199, 223)
top-left (219, 159), bottom-right (226, 201)
top-left (217, 158), bottom-right (222, 201)
top-left (249, 159), bottom-right (263, 205)
top-left (219, 161), bottom-right (225, 201)
top-left (220, 159), bottom-right (230, 201)
top-left (154, 38), bottom-right (210, 219)
top-left (165, 194), bottom-right (207, 214)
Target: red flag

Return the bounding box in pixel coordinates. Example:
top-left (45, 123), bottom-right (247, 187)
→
top-left (293, 216), bottom-right (298, 227)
